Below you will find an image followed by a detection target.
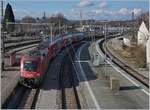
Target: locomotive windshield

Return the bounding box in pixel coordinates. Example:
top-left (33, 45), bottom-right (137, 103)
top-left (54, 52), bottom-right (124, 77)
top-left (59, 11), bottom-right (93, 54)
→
top-left (23, 61), bottom-right (38, 71)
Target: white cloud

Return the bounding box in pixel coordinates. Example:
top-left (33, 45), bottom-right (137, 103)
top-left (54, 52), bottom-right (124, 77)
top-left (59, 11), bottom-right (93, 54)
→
top-left (118, 8), bottom-right (143, 16)
top-left (80, 7), bottom-right (145, 20)
top-left (14, 9), bottom-right (29, 15)
top-left (62, 7), bottom-right (144, 20)
top-left (71, 9), bottom-right (75, 12)
top-left (13, 9), bottom-right (31, 19)
top-left (132, 8), bottom-right (143, 15)
top-left (98, 2), bottom-right (108, 9)
top-left (13, 9), bottom-right (52, 19)
top-left (104, 10), bottom-right (116, 15)
top-left (77, 0), bottom-right (93, 8)
top-left (91, 9), bottom-right (103, 14)
top-left (118, 8), bottom-right (130, 15)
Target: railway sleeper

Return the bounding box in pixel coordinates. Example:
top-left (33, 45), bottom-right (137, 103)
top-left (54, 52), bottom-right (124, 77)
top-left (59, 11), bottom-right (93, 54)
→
top-left (19, 77), bottom-right (41, 88)
top-left (63, 88), bottom-right (78, 109)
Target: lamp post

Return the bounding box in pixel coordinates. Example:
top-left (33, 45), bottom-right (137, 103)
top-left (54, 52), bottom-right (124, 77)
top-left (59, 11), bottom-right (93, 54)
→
top-left (80, 9), bottom-right (83, 31)
top-left (50, 23), bottom-right (54, 44)
top-left (93, 17), bottom-right (96, 42)
top-left (104, 23), bottom-right (107, 76)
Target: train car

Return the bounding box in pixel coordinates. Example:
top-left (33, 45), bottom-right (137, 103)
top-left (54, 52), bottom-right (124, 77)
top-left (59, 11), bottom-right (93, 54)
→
top-left (19, 32), bottom-right (84, 88)
top-left (71, 33), bottom-right (78, 43)
top-left (76, 32), bottom-right (85, 41)
top-left (63, 34), bottom-right (73, 46)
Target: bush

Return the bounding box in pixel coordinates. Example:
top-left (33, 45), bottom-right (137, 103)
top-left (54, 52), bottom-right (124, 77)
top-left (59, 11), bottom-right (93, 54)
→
top-left (133, 45), bottom-right (146, 68)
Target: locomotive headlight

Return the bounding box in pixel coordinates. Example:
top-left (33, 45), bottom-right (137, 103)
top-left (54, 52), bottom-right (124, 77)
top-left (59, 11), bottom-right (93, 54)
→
top-left (21, 72), bottom-right (24, 76)
top-left (37, 73), bottom-right (40, 76)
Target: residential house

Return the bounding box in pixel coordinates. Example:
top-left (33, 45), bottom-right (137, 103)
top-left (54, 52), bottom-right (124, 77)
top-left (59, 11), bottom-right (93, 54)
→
top-left (137, 21), bottom-right (149, 68)
top-left (137, 21), bottom-right (149, 46)
top-left (146, 35), bottom-right (150, 68)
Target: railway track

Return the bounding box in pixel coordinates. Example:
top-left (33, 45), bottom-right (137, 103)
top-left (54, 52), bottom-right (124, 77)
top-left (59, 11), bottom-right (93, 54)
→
top-left (2, 83), bottom-right (40, 109)
top-left (5, 39), bottom-right (41, 52)
top-left (59, 43), bottom-right (81, 109)
top-left (5, 44), bottom-right (38, 55)
top-left (99, 36), bottom-right (149, 88)
top-left (18, 88), bottom-right (40, 109)
top-left (2, 43), bottom-right (82, 109)
top-left (2, 42), bottom-right (41, 109)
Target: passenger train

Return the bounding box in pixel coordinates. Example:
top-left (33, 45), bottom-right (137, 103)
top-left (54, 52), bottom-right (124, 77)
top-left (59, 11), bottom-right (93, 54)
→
top-left (19, 32), bottom-right (84, 88)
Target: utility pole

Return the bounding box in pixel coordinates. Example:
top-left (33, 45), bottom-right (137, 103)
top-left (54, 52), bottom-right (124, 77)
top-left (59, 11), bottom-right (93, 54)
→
top-left (64, 25), bottom-right (67, 33)
top-left (1, 0), bottom-right (4, 71)
top-left (119, 22), bottom-right (121, 34)
top-left (43, 11), bottom-right (46, 20)
top-left (80, 9), bottom-right (83, 31)
top-left (93, 18), bottom-right (96, 42)
top-left (50, 23), bottom-right (53, 44)
top-left (59, 19), bottom-right (60, 35)
top-left (132, 11), bottom-right (134, 32)
top-left (131, 12), bottom-right (136, 47)
top-left (104, 23), bottom-right (107, 76)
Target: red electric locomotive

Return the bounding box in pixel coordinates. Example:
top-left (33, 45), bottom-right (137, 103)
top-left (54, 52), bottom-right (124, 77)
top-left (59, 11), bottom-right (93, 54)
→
top-left (19, 32), bottom-right (84, 88)
top-left (20, 45), bottom-right (49, 87)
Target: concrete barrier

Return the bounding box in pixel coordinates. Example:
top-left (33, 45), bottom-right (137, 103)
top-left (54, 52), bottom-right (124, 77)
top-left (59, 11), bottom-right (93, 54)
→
top-left (92, 52), bottom-right (101, 66)
top-left (93, 52), bottom-right (106, 66)
top-left (10, 52), bottom-right (16, 66)
top-left (110, 76), bottom-right (120, 94)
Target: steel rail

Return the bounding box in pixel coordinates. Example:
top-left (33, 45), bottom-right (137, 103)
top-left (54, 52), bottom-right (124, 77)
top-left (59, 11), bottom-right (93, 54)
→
top-left (98, 35), bottom-right (149, 88)
top-left (59, 43), bottom-right (81, 109)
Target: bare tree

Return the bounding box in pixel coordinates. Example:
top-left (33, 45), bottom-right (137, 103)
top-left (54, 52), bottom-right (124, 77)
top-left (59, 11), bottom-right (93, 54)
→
top-left (21, 16), bottom-right (36, 23)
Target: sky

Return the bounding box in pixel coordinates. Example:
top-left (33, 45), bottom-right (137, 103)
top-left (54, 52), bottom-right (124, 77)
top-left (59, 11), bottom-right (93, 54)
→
top-left (3, 0), bottom-right (149, 20)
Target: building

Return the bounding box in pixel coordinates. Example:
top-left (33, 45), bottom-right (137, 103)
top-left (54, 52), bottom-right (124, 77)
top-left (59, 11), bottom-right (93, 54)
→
top-left (137, 21), bottom-right (149, 68)
top-left (123, 21), bottom-right (149, 68)
top-left (123, 35), bottom-right (131, 47)
top-left (123, 31), bottom-right (133, 47)
top-left (137, 21), bottom-right (149, 46)
top-left (146, 35), bottom-right (150, 68)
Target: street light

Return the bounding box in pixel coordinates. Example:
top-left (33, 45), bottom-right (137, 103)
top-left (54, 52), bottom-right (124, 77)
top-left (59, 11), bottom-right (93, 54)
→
top-left (50, 23), bottom-right (54, 44)
top-left (104, 23), bottom-right (107, 77)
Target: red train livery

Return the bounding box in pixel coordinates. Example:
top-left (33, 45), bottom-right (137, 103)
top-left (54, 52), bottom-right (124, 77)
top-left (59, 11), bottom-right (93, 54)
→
top-left (19, 32), bottom-right (84, 88)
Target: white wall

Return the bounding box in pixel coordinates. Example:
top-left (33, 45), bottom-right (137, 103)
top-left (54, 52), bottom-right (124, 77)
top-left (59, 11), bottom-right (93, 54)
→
top-left (138, 22), bottom-right (149, 46)
top-left (123, 37), bottom-right (131, 47)
top-left (146, 37), bottom-right (150, 66)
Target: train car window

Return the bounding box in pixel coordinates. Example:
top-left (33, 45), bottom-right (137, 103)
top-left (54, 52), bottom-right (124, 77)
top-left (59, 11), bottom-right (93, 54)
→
top-left (23, 61), bottom-right (38, 72)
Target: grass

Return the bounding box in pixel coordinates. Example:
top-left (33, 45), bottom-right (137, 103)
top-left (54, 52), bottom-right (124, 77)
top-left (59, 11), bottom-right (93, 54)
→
top-left (132, 45), bottom-right (146, 68)
top-left (112, 44), bottom-right (146, 68)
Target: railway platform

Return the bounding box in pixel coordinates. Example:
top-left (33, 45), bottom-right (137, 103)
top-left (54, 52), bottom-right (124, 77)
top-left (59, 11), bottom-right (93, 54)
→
top-left (74, 41), bottom-right (149, 109)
